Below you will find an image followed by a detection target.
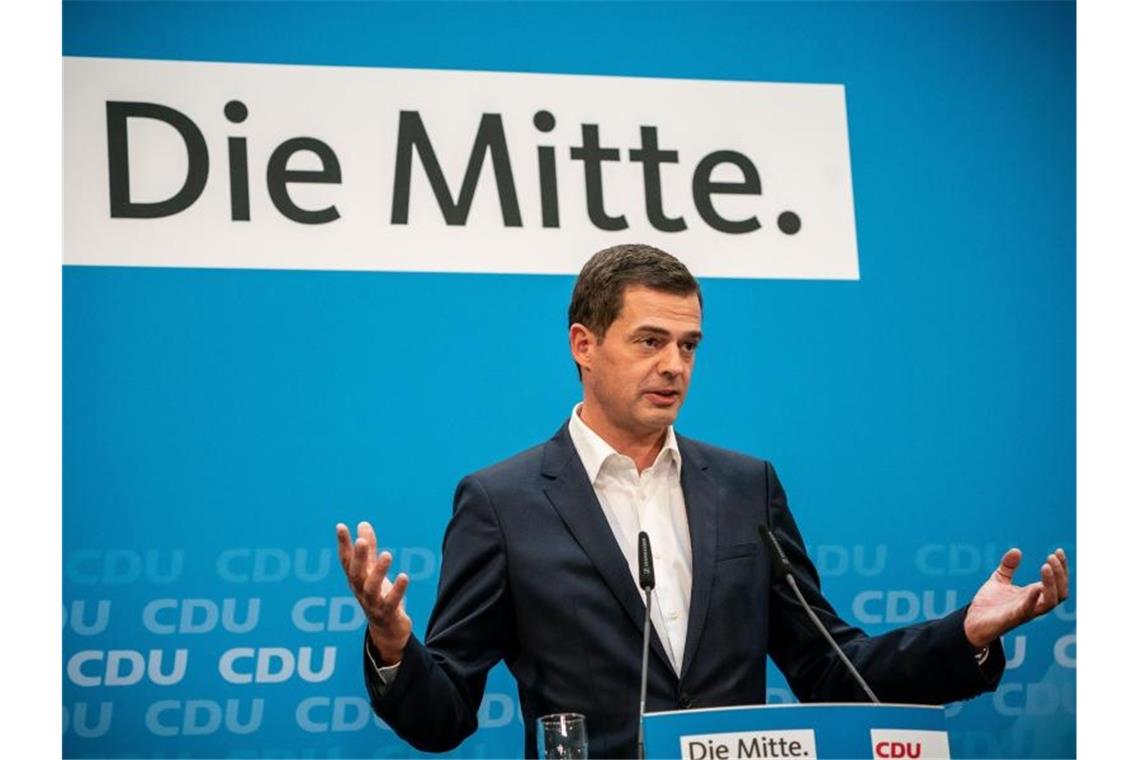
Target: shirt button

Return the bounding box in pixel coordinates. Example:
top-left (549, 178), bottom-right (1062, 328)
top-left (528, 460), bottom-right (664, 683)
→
top-left (668, 610), bottom-right (679, 621)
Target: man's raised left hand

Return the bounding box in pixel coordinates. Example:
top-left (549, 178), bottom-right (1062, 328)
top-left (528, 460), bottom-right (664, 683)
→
top-left (963, 547), bottom-right (1069, 648)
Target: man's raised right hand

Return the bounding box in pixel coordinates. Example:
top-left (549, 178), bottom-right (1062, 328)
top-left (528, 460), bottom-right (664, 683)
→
top-left (336, 521), bottom-right (412, 666)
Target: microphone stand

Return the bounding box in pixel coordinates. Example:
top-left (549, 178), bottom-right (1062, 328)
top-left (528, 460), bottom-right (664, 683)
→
top-left (638, 587), bottom-right (652, 759)
top-left (637, 531), bottom-right (656, 760)
top-left (760, 526), bottom-right (880, 703)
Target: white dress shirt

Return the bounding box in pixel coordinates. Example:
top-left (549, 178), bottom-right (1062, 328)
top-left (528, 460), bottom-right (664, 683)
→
top-left (368, 405), bottom-right (695, 682)
top-left (566, 404), bottom-right (693, 674)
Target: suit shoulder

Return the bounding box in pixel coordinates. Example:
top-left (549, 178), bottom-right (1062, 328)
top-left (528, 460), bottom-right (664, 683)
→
top-left (680, 435), bottom-right (773, 475)
top-left (450, 439), bottom-right (552, 519)
top-left (461, 439), bottom-right (548, 488)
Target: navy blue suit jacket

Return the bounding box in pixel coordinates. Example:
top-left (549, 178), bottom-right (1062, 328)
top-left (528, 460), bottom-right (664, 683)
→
top-left (365, 424), bottom-right (1003, 758)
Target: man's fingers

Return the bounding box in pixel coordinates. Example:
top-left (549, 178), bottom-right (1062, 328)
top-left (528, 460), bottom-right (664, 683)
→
top-left (375, 547), bottom-right (393, 578)
top-left (382, 573), bottom-right (410, 614)
top-left (349, 537), bottom-right (372, 592)
top-left (1038, 562), bottom-right (1059, 612)
top-left (1018, 583), bottom-right (1043, 622)
top-left (362, 550), bottom-right (392, 601)
top-left (1052, 550), bottom-right (1070, 601)
top-left (994, 547), bottom-right (1022, 583)
top-left (334, 523), bottom-right (408, 632)
top-left (358, 521), bottom-right (378, 557)
top-left (335, 523), bottom-right (353, 576)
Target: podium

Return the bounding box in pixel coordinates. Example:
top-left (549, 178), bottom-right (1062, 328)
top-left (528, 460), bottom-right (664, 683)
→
top-left (643, 703), bottom-right (950, 759)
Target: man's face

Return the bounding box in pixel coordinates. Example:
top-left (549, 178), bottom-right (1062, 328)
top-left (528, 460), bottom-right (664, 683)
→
top-left (575, 285), bottom-right (703, 439)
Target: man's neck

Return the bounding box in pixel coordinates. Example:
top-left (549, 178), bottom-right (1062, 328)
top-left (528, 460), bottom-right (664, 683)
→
top-left (577, 402), bottom-right (667, 473)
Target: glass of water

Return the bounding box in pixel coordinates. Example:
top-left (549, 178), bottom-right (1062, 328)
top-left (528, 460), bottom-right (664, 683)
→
top-left (537, 712), bottom-right (588, 759)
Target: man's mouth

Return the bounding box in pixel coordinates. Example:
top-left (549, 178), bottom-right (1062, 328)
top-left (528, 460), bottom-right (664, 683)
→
top-left (644, 389), bottom-right (680, 405)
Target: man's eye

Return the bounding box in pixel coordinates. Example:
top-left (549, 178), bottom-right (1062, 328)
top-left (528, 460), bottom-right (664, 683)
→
top-left (640, 337), bottom-right (660, 348)
top-left (681, 342), bottom-right (698, 353)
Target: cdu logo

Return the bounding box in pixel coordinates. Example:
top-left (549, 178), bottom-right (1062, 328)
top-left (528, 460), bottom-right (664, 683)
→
top-left (870, 730), bottom-right (949, 760)
top-left (874, 741), bottom-right (922, 759)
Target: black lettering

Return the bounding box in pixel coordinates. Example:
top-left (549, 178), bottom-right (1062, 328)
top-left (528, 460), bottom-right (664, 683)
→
top-left (537, 145), bottom-right (559, 228)
top-left (227, 137), bottom-right (250, 221)
top-left (534, 110), bottom-right (559, 228)
top-left (106, 101), bottom-right (208, 219)
top-left (692, 149), bottom-right (762, 233)
top-left (265, 137), bottom-right (341, 224)
top-left (629, 126), bottom-right (685, 232)
top-left (390, 111), bottom-right (521, 226)
top-left (738, 737), bottom-right (763, 758)
top-left (569, 124), bottom-right (627, 231)
top-left (224, 100), bottom-right (250, 221)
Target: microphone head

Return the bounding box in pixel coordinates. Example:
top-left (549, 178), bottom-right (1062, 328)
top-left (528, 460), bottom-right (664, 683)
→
top-left (760, 525), bottom-right (795, 578)
top-left (637, 531), bottom-right (656, 590)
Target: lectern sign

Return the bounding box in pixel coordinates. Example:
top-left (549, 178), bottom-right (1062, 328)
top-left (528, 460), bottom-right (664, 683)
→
top-left (681, 728), bottom-right (817, 759)
top-left (643, 704), bottom-right (950, 760)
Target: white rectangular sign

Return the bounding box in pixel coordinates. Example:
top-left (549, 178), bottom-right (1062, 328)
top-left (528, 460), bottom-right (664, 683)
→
top-left (870, 728), bottom-right (951, 759)
top-left (64, 57), bottom-right (859, 279)
top-left (680, 728), bottom-right (817, 759)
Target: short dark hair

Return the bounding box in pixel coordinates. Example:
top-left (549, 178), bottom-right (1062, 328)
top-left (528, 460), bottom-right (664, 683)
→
top-left (568, 244), bottom-right (702, 374)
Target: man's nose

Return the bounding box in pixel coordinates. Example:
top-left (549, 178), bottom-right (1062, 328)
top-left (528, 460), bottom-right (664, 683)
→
top-left (657, 344), bottom-right (684, 375)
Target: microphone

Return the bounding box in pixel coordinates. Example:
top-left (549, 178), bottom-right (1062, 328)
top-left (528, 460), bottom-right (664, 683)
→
top-left (636, 531), bottom-right (655, 760)
top-left (759, 526), bottom-right (880, 703)
top-left (638, 531), bottom-right (656, 591)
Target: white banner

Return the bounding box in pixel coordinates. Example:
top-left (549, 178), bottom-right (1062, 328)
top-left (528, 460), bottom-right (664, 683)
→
top-left (65, 57), bottom-right (859, 279)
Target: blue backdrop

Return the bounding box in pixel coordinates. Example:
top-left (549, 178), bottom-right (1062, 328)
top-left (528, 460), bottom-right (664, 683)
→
top-left (63, 2), bottom-right (1075, 758)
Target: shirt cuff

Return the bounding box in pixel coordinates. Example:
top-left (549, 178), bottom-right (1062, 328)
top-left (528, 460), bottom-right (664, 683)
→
top-left (364, 634), bottom-right (402, 687)
top-left (974, 637), bottom-right (1005, 685)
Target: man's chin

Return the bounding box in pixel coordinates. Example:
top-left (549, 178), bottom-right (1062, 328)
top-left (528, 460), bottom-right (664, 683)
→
top-left (639, 405), bottom-right (681, 429)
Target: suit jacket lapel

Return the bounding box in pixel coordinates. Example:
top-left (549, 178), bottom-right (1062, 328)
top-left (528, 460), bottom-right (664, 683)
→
top-left (677, 435), bottom-right (719, 682)
top-left (541, 423), bottom-right (675, 676)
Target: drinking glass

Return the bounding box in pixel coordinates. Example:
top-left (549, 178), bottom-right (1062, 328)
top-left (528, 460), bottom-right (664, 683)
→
top-left (537, 712), bottom-right (588, 759)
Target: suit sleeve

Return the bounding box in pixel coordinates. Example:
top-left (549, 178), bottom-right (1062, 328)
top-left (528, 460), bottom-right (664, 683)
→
top-left (363, 474), bottom-right (515, 752)
top-left (763, 462), bottom-right (1005, 704)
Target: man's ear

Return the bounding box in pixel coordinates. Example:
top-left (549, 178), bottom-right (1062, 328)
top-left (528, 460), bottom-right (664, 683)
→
top-left (569, 323), bottom-right (595, 374)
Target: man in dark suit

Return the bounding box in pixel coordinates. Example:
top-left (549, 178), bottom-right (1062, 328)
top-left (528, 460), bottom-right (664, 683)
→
top-left (336, 244), bottom-right (1069, 758)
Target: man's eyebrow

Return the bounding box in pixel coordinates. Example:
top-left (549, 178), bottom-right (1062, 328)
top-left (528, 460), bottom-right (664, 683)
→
top-left (632, 325), bottom-right (703, 341)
